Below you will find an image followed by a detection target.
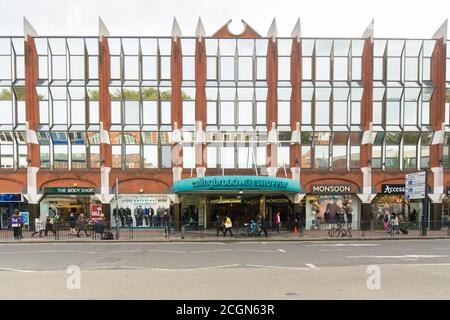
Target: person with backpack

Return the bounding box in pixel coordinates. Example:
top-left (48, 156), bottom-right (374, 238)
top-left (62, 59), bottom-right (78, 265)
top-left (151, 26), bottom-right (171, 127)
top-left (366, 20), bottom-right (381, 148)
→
top-left (215, 215), bottom-right (224, 236)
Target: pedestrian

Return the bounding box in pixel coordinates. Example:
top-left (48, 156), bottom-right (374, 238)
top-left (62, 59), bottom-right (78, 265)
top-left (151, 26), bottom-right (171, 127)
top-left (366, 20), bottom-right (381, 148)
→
top-left (383, 211), bottom-right (390, 233)
top-left (76, 213), bottom-right (90, 237)
top-left (215, 215), bottom-right (224, 236)
top-left (223, 215), bottom-right (233, 237)
top-left (274, 211), bottom-right (281, 233)
top-left (391, 212), bottom-right (400, 235)
top-left (31, 217), bottom-right (45, 238)
top-left (11, 209), bottom-right (23, 240)
top-left (94, 213), bottom-right (106, 239)
top-left (68, 212), bottom-right (77, 236)
top-left (163, 210), bottom-right (171, 237)
top-left (261, 217), bottom-right (269, 238)
top-left (44, 213), bottom-right (56, 237)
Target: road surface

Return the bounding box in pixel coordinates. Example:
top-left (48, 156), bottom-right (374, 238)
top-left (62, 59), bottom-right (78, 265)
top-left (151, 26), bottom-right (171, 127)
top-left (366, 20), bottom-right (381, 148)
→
top-left (0, 239), bottom-right (449, 299)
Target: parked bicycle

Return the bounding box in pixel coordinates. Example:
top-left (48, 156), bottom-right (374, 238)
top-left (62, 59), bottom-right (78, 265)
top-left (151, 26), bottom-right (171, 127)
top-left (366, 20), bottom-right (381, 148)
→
top-left (328, 223), bottom-right (352, 238)
top-left (239, 220), bottom-right (262, 237)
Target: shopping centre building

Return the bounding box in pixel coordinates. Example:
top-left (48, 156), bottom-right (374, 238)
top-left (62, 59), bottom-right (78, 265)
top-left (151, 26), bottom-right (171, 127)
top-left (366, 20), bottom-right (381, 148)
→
top-left (0, 17), bottom-right (449, 231)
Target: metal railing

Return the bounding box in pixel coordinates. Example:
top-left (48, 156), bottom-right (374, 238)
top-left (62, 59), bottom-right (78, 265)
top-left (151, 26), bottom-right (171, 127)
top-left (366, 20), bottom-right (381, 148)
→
top-left (0, 219), bottom-right (448, 241)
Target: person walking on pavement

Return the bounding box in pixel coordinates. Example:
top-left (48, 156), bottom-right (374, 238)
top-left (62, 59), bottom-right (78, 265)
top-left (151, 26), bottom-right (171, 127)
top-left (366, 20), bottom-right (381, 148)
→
top-left (76, 213), bottom-right (90, 237)
top-left (215, 215), bottom-right (224, 236)
top-left (223, 215), bottom-right (233, 237)
top-left (163, 209), bottom-right (171, 238)
top-left (11, 209), bottom-right (23, 240)
top-left (274, 211), bottom-right (281, 233)
top-left (31, 217), bottom-right (45, 238)
top-left (44, 213), bottom-right (56, 237)
top-left (68, 212), bottom-right (77, 236)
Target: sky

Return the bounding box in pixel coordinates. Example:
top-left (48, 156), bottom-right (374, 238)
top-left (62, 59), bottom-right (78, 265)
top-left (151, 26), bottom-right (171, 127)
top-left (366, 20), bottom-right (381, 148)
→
top-left (0, 0), bottom-right (448, 38)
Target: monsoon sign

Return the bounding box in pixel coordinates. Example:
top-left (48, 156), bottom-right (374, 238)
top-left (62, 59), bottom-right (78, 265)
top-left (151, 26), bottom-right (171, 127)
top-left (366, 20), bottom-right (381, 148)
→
top-left (173, 176), bottom-right (301, 193)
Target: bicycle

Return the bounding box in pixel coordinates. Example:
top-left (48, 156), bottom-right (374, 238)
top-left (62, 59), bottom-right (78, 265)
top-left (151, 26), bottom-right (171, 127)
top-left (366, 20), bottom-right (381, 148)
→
top-left (328, 223), bottom-right (352, 238)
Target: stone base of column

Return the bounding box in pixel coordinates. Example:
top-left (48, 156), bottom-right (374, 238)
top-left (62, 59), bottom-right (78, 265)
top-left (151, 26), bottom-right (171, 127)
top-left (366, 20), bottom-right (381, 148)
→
top-left (430, 202), bottom-right (443, 230)
top-left (360, 203), bottom-right (372, 231)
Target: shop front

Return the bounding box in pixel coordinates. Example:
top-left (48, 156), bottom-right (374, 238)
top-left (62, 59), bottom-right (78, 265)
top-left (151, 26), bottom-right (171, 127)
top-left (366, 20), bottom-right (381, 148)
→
top-left (39, 187), bottom-right (101, 223)
top-left (303, 184), bottom-right (360, 230)
top-left (371, 184), bottom-right (422, 228)
top-left (110, 194), bottom-right (172, 228)
top-left (440, 187), bottom-right (450, 227)
top-left (0, 193), bottom-right (26, 229)
top-left (173, 176), bottom-right (301, 229)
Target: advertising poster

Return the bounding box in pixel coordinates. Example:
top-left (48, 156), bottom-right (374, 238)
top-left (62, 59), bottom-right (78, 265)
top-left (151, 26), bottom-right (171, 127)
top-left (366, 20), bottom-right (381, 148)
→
top-left (89, 204), bottom-right (102, 222)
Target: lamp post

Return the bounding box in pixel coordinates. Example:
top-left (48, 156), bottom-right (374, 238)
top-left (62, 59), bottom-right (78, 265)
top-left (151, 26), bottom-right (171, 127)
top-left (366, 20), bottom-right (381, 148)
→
top-left (114, 177), bottom-right (119, 240)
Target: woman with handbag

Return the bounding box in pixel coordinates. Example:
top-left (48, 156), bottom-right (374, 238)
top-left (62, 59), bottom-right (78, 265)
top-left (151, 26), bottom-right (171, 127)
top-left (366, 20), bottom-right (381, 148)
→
top-left (223, 215), bottom-right (233, 237)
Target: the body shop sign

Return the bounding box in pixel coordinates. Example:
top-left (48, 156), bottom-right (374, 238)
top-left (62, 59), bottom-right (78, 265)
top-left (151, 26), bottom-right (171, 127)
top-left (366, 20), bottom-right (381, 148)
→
top-left (382, 184), bottom-right (406, 194)
top-left (44, 187), bottom-right (95, 195)
top-left (311, 185), bottom-right (352, 194)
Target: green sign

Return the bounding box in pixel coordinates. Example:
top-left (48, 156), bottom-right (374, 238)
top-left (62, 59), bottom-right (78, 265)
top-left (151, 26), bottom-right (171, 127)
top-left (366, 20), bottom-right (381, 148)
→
top-left (44, 187), bottom-right (95, 195)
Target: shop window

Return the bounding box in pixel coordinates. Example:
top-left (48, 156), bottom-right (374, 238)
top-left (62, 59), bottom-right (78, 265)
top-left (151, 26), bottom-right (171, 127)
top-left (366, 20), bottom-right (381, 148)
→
top-left (221, 146), bottom-right (235, 169)
top-left (183, 146), bottom-right (195, 169)
top-left (0, 145), bottom-right (13, 168)
top-left (53, 145), bottom-right (68, 169)
top-left (183, 101), bottom-right (195, 126)
top-left (161, 145), bottom-right (172, 168)
top-left (278, 145), bottom-right (290, 168)
top-left (89, 145), bottom-right (100, 169)
top-left (71, 145), bottom-right (86, 169)
top-left (40, 145), bottom-right (50, 168)
top-left (112, 145), bottom-right (122, 169)
top-left (143, 145), bottom-right (158, 168)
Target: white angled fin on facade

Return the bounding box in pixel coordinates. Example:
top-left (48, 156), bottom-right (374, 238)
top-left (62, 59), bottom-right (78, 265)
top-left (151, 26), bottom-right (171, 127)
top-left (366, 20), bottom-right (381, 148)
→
top-left (195, 17), bottom-right (206, 40)
top-left (362, 19), bottom-right (374, 42)
top-left (99, 17), bottom-right (110, 37)
top-left (267, 18), bottom-right (277, 42)
top-left (291, 18), bottom-right (301, 42)
top-left (433, 19), bottom-right (448, 39)
top-left (23, 17), bottom-right (38, 39)
top-left (171, 17), bottom-right (182, 40)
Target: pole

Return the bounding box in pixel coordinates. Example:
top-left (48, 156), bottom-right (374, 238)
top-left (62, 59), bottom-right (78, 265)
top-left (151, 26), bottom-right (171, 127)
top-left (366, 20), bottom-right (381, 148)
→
top-left (421, 170), bottom-right (428, 237)
top-left (115, 177), bottom-right (120, 240)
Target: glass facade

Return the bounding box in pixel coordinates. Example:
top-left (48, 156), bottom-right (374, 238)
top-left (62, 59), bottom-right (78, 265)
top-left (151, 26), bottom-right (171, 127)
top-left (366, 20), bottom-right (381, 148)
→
top-left (0, 37), bottom-right (26, 169)
top-left (372, 39), bottom-right (435, 171)
top-left (0, 32), bottom-right (446, 174)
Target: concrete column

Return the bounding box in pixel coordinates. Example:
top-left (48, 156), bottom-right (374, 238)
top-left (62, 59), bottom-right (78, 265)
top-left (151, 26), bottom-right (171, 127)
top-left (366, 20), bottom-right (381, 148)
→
top-left (266, 20), bottom-right (278, 176)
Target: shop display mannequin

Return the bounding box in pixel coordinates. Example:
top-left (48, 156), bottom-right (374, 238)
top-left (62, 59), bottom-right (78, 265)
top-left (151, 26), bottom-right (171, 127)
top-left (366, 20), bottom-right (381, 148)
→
top-left (119, 207), bottom-right (125, 227)
top-left (143, 207), bottom-right (150, 226)
top-left (125, 206), bottom-right (132, 227)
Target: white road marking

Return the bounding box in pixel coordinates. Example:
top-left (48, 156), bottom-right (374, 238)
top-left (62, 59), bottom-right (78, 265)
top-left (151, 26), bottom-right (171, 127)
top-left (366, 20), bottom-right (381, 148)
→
top-left (277, 249), bottom-right (287, 253)
top-left (245, 264), bottom-right (310, 271)
top-left (190, 249), bottom-right (233, 254)
top-left (146, 250), bottom-right (187, 254)
top-left (346, 255), bottom-right (448, 259)
top-left (111, 264), bottom-right (240, 272)
top-left (235, 249), bottom-right (283, 253)
top-left (0, 267), bottom-right (38, 273)
top-left (311, 244), bottom-right (380, 247)
top-left (305, 264), bottom-right (320, 270)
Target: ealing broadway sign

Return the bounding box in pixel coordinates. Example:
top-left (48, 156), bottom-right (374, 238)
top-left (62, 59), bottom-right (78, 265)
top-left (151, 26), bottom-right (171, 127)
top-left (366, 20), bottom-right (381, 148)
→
top-left (173, 176), bottom-right (301, 193)
top-left (311, 184), bottom-right (352, 194)
top-left (382, 184), bottom-right (406, 194)
top-left (44, 187), bottom-right (95, 195)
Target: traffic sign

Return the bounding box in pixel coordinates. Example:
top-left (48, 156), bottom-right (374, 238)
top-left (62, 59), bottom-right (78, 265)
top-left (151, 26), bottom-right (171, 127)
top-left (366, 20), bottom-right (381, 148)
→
top-left (405, 171), bottom-right (426, 200)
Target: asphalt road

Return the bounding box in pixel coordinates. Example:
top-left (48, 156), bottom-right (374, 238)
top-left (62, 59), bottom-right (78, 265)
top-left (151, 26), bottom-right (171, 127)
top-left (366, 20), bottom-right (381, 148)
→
top-left (0, 239), bottom-right (449, 299)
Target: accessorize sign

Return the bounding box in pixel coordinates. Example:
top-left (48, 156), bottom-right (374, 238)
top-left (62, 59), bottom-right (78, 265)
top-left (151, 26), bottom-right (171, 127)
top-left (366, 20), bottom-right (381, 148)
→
top-left (311, 185), bottom-right (352, 194)
top-left (382, 184), bottom-right (406, 194)
top-left (173, 176), bottom-right (301, 193)
top-left (44, 187), bottom-right (95, 195)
